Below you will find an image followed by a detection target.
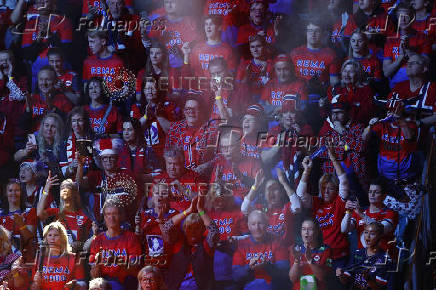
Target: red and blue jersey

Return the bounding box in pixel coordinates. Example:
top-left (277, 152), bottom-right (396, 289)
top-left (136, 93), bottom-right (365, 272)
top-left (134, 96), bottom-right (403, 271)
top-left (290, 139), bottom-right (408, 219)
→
top-left (82, 54), bottom-right (124, 85)
top-left (84, 104), bottom-right (123, 135)
top-left (232, 234), bottom-right (289, 284)
top-left (89, 230), bottom-right (142, 283)
top-left (208, 208), bottom-right (248, 240)
top-left (312, 195), bottom-right (349, 259)
top-left (33, 253), bottom-right (85, 290)
top-left (261, 79), bottom-right (307, 107)
top-left (190, 41), bottom-right (237, 76)
top-left (290, 46), bottom-right (340, 85)
top-left (45, 208), bottom-right (92, 243)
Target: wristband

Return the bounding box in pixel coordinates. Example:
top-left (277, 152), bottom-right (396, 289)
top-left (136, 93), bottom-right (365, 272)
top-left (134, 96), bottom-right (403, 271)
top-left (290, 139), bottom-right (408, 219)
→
top-left (143, 114), bottom-right (147, 120)
top-left (19, 225), bottom-right (27, 231)
top-left (183, 210), bottom-right (188, 217)
top-left (42, 190), bottom-right (48, 196)
top-left (345, 210), bottom-right (351, 215)
top-left (251, 185), bottom-right (256, 191)
top-left (8, 76), bottom-right (14, 82)
top-left (198, 211), bottom-right (205, 217)
top-left (215, 95), bottom-right (222, 100)
top-left (184, 60), bottom-right (189, 65)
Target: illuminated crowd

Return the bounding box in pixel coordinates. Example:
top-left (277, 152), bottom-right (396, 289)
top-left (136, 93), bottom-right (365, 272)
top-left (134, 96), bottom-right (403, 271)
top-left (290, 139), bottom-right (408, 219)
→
top-left (0, 0), bottom-right (435, 289)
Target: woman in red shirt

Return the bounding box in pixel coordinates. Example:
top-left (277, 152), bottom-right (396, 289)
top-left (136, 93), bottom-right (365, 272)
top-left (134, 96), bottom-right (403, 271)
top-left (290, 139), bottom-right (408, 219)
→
top-left (30, 221), bottom-right (86, 290)
top-left (37, 174), bottom-right (92, 253)
top-left (289, 218), bottom-right (333, 290)
top-left (83, 77), bottom-right (123, 137)
top-left (296, 145), bottom-right (350, 268)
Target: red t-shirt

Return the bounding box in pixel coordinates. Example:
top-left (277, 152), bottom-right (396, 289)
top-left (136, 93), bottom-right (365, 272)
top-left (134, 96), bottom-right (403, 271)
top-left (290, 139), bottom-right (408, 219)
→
top-left (312, 195), bottom-right (349, 259)
top-left (82, 0), bottom-right (133, 16)
top-left (165, 119), bottom-right (217, 169)
top-left (236, 22), bottom-right (276, 46)
top-left (383, 32), bottom-right (432, 68)
top-left (389, 81), bottom-right (436, 113)
top-left (261, 79), bottom-right (307, 107)
top-left (211, 156), bottom-right (262, 198)
top-left (45, 208), bottom-right (92, 242)
top-left (290, 46), bottom-right (340, 85)
top-left (0, 208), bottom-right (36, 236)
top-left (233, 234), bottom-right (289, 283)
top-left (82, 54), bottom-right (124, 85)
top-left (208, 208), bottom-right (248, 240)
top-left (152, 170), bottom-right (206, 212)
top-left (289, 244), bottom-right (332, 290)
top-left (33, 253), bottom-right (85, 290)
top-left (346, 55), bottom-right (383, 81)
top-left (139, 208), bottom-right (180, 268)
top-left (351, 208), bottom-right (398, 251)
top-left (84, 104), bottom-right (123, 135)
top-left (371, 121), bottom-right (418, 162)
top-left (89, 230), bottom-right (142, 283)
top-left (31, 93), bottom-right (73, 130)
top-left (190, 41), bottom-right (237, 76)
top-left (21, 13), bottom-right (73, 58)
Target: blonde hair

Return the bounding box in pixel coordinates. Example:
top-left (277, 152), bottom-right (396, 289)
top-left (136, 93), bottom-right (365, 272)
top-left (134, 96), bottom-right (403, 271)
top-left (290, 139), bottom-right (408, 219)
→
top-left (183, 213), bottom-right (205, 234)
top-left (340, 59), bottom-right (366, 86)
top-left (0, 226), bottom-right (12, 257)
top-left (42, 221), bottom-right (71, 255)
top-left (137, 266), bottom-right (167, 290)
top-left (37, 112), bottom-right (65, 160)
top-left (319, 173), bottom-right (339, 194)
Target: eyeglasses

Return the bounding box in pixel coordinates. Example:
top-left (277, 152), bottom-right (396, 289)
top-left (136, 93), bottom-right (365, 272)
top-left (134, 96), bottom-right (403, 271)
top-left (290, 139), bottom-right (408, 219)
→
top-left (184, 107), bottom-right (199, 113)
top-left (102, 156), bottom-right (117, 161)
top-left (307, 29), bottom-right (322, 34)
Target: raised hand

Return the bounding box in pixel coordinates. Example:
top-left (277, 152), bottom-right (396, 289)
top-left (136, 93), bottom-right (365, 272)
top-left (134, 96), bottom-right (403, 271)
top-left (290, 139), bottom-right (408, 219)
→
top-left (254, 168), bottom-right (265, 188)
top-left (302, 156), bottom-right (313, 171)
top-left (44, 171), bottom-right (60, 192)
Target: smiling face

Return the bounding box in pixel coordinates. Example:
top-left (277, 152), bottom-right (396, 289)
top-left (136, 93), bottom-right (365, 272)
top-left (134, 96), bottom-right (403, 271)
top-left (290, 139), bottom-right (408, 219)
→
top-left (38, 69), bottom-right (56, 95)
top-left (184, 99), bottom-right (201, 127)
top-left (248, 211), bottom-right (268, 241)
top-left (331, 109), bottom-right (347, 124)
top-left (165, 156), bottom-right (184, 178)
top-left (144, 80), bottom-right (158, 103)
top-left (249, 39), bottom-right (264, 59)
top-left (282, 111), bottom-right (297, 129)
top-left (140, 272), bottom-right (159, 290)
top-left (71, 113), bottom-right (86, 137)
top-left (6, 183), bottom-right (21, 206)
top-left (101, 154), bottom-right (118, 172)
top-left (88, 81), bottom-right (103, 102)
top-left (242, 114), bottom-right (259, 136)
top-left (250, 2), bottom-right (265, 25)
top-left (219, 133), bottom-right (240, 161)
top-left (341, 64), bottom-right (358, 85)
top-left (152, 184), bottom-right (170, 212)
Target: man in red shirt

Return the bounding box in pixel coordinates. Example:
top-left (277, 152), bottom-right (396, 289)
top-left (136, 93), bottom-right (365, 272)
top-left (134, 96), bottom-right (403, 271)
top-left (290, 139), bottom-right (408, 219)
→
top-left (47, 48), bottom-right (80, 105)
top-left (25, 66), bottom-right (73, 132)
top-left (152, 147), bottom-right (206, 212)
top-left (90, 200), bottom-right (142, 289)
top-left (232, 210), bottom-right (290, 289)
top-left (260, 54), bottom-right (307, 111)
top-left (148, 0), bottom-right (200, 68)
top-left (290, 17), bottom-right (340, 89)
top-left (83, 30), bottom-right (125, 88)
top-left (187, 15), bottom-right (237, 76)
top-left (165, 94), bottom-right (217, 174)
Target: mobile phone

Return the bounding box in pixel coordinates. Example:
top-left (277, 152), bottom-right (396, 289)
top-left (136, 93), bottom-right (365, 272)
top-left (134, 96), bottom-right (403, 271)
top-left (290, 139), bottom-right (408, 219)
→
top-left (28, 134), bottom-right (37, 145)
top-left (76, 139), bottom-right (93, 157)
